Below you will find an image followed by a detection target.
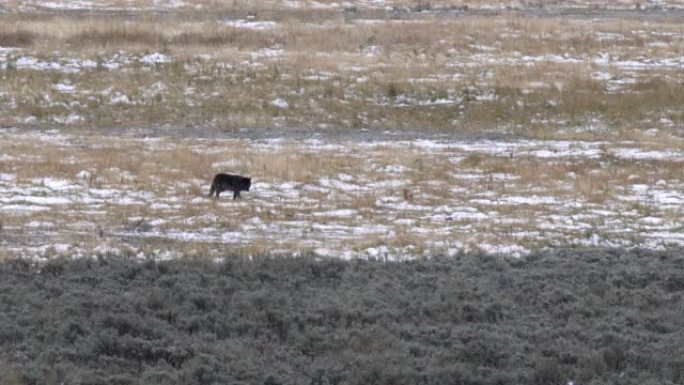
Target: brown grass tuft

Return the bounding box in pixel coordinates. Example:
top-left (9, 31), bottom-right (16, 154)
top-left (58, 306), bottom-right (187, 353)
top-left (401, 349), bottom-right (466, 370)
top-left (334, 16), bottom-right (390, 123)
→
top-left (0, 28), bottom-right (35, 47)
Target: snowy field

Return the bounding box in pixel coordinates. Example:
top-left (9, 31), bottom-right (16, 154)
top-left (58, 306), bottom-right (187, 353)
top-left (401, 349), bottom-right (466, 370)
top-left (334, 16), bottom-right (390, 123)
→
top-left (1, 129), bottom-right (682, 260)
top-left (1, 1), bottom-right (683, 259)
top-left (1, 2), bottom-right (683, 134)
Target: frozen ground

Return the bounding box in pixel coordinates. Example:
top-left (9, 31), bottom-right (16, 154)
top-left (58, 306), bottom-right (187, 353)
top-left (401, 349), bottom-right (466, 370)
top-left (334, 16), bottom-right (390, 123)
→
top-left (1, 129), bottom-right (682, 260)
top-left (1, 15), bottom-right (683, 133)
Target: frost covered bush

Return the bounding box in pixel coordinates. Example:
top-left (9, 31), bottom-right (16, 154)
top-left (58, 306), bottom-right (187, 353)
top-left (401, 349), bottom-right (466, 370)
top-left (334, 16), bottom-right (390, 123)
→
top-left (0, 249), bottom-right (683, 384)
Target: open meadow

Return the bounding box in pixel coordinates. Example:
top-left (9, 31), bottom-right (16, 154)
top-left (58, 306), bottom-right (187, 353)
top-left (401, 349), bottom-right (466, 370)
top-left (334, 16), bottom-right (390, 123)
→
top-left (1, 1), bottom-right (684, 384)
top-left (1, 129), bottom-right (683, 260)
top-left (1, 0), bottom-right (683, 259)
top-left (1, 0), bottom-right (684, 135)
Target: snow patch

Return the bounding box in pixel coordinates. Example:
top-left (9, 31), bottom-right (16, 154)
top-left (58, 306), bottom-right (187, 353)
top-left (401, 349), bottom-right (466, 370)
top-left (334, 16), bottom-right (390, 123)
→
top-left (225, 20), bottom-right (279, 30)
top-left (270, 98), bottom-right (289, 109)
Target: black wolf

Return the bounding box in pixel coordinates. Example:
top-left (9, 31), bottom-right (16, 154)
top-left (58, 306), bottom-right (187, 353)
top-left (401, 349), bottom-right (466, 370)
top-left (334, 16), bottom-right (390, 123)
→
top-left (209, 173), bottom-right (251, 199)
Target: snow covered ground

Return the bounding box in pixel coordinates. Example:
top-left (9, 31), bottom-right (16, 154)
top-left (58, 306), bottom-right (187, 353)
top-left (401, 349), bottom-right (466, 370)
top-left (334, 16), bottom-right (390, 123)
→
top-left (1, 129), bottom-right (682, 260)
top-left (1, 17), bottom-right (683, 132)
top-left (0, 2), bottom-right (682, 260)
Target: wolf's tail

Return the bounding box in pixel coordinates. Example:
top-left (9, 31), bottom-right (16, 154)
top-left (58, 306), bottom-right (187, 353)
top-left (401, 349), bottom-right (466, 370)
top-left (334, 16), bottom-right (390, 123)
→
top-left (209, 182), bottom-right (215, 197)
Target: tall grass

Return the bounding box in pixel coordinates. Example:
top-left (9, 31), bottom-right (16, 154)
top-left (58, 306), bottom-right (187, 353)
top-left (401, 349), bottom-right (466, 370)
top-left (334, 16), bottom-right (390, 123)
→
top-left (0, 27), bottom-right (35, 47)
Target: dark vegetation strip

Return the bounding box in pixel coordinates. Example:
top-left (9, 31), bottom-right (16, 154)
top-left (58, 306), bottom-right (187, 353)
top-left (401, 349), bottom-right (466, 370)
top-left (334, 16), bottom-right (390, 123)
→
top-left (0, 29), bottom-right (35, 47)
top-left (1, 249), bottom-right (683, 385)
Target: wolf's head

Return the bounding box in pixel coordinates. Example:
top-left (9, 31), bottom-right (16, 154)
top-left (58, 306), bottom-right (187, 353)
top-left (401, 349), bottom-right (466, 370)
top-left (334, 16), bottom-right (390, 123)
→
top-left (242, 177), bottom-right (251, 191)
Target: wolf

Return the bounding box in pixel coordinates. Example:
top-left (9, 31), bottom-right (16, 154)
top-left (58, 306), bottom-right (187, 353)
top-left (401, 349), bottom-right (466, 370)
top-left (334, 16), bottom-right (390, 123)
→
top-left (209, 173), bottom-right (251, 199)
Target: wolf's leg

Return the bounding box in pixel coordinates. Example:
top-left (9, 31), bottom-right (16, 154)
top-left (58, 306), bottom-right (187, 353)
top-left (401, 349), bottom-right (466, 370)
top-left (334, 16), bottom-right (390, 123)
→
top-left (233, 190), bottom-right (240, 199)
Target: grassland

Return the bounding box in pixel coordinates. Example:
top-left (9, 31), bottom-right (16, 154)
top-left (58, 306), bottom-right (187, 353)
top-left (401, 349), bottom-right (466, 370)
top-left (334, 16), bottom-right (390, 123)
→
top-left (1, 2), bottom-right (684, 384)
top-left (1, 129), bottom-right (682, 259)
top-left (1, 1), bottom-right (683, 259)
top-left (0, 3), bottom-right (683, 138)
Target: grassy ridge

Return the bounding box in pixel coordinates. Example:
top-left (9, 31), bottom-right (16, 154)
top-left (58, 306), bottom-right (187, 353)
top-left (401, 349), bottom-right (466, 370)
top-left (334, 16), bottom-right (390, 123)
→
top-left (1, 249), bottom-right (683, 384)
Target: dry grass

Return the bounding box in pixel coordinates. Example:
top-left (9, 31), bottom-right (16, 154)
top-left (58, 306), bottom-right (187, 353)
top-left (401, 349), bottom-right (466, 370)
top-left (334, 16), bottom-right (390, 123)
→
top-left (0, 9), bottom-right (683, 136)
top-left (6, 0), bottom-right (683, 13)
top-left (1, 131), bottom-right (683, 258)
top-left (0, 26), bottom-right (35, 47)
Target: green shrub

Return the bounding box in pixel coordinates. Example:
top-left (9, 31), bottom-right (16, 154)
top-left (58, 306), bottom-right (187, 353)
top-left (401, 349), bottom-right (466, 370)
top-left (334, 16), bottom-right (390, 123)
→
top-left (0, 248), bottom-right (682, 384)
